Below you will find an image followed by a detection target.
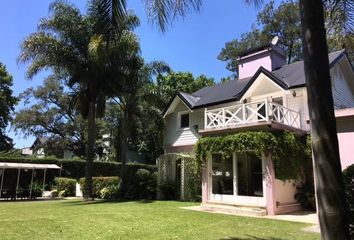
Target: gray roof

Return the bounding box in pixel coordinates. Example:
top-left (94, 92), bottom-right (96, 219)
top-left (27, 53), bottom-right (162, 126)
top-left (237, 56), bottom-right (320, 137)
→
top-left (177, 50), bottom-right (346, 109)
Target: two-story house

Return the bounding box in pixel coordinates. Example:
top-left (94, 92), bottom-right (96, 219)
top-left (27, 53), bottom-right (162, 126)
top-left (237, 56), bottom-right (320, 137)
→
top-left (162, 44), bottom-right (354, 216)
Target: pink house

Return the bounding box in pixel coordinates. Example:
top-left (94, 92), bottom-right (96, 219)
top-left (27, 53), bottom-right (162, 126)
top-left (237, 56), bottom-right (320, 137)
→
top-left (163, 44), bottom-right (354, 215)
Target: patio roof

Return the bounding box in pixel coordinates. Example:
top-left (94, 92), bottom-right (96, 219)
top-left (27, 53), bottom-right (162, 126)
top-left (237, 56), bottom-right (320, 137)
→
top-left (0, 162), bottom-right (61, 170)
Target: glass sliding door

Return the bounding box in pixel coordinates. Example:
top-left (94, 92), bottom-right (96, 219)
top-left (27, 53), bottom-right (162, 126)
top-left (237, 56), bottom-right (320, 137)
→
top-left (211, 154), bottom-right (234, 196)
top-left (208, 152), bottom-right (265, 205)
top-left (236, 152), bottom-right (263, 197)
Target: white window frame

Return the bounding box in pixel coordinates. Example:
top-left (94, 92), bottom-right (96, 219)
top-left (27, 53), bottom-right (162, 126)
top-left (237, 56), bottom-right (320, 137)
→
top-left (177, 111), bottom-right (190, 130)
top-left (207, 152), bottom-right (267, 207)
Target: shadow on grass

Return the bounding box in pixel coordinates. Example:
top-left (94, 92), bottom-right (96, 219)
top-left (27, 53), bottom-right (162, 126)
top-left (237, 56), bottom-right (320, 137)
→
top-left (219, 236), bottom-right (285, 240)
top-left (57, 198), bottom-right (156, 206)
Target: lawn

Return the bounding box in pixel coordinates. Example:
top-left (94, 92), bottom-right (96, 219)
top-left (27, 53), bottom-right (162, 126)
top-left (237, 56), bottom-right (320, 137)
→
top-left (0, 200), bottom-right (319, 240)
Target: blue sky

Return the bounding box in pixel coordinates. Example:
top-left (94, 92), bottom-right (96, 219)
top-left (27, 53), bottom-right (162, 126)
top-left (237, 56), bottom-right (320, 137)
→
top-left (0, 0), bottom-right (276, 148)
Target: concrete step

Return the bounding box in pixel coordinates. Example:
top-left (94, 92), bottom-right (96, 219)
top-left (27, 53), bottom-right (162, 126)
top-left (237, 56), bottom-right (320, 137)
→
top-left (201, 202), bottom-right (267, 216)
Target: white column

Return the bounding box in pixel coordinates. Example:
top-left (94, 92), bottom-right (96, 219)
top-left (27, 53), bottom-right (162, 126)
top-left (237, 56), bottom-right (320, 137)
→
top-left (29, 168), bottom-right (34, 199)
top-left (181, 159), bottom-right (185, 201)
top-left (16, 169), bottom-right (21, 199)
top-left (242, 104), bottom-right (246, 123)
top-left (0, 168), bottom-right (4, 199)
top-left (265, 99), bottom-right (269, 121)
top-left (42, 169), bottom-right (47, 193)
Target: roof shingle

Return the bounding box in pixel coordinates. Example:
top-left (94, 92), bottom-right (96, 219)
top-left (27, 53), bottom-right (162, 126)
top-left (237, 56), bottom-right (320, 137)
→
top-left (178, 50), bottom-right (346, 109)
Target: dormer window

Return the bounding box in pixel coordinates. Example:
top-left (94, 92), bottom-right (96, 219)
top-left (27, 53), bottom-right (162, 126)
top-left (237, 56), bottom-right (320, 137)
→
top-left (178, 112), bottom-right (190, 129)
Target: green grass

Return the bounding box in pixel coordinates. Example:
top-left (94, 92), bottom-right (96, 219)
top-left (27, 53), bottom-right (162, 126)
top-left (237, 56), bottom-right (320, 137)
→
top-left (0, 200), bottom-right (319, 240)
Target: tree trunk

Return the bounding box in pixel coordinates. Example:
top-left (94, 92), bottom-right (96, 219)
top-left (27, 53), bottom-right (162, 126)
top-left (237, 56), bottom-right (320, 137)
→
top-left (84, 100), bottom-right (96, 200)
top-left (119, 106), bottom-right (130, 195)
top-left (299, 0), bottom-right (349, 238)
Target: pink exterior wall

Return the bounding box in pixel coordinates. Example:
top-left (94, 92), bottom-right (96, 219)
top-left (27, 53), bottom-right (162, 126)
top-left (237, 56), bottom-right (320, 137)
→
top-left (164, 145), bottom-right (194, 154)
top-left (238, 46), bottom-right (286, 79)
top-left (275, 180), bottom-right (298, 205)
top-left (337, 132), bottom-right (354, 170)
top-left (239, 51), bottom-right (272, 79)
top-left (336, 108), bottom-right (354, 170)
top-left (264, 155), bottom-right (277, 215)
top-left (201, 163), bottom-right (208, 203)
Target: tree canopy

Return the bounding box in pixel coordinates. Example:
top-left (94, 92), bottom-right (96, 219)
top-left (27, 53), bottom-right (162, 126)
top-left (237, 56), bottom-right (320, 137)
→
top-left (218, 0), bottom-right (353, 77)
top-left (12, 75), bottom-right (88, 157)
top-left (0, 63), bottom-right (17, 151)
top-left (218, 0), bottom-right (302, 77)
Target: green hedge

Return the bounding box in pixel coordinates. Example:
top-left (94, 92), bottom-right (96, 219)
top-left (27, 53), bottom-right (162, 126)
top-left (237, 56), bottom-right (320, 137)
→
top-left (79, 177), bottom-right (120, 198)
top-left (0, 157), bottom-right (156, 196)
top-left (0, 157), bottom-right (156, 179)
top-left (124, 169), bottom-right (157, 200)
top-left (54, 177), bottom-right (76, 197)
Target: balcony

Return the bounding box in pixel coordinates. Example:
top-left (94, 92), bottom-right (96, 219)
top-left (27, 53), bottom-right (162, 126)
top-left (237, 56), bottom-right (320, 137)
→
top-left (202, 99), bottom-right (302, 134)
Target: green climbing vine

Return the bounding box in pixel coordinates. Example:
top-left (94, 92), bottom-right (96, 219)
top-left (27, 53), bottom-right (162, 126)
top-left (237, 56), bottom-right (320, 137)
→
top-left (194, 131), bottom-right (311, 180)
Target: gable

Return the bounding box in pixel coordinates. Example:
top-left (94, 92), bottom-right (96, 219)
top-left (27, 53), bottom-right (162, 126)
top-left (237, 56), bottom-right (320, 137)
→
top-left (240, 72), bottom-right (286, 101)
top-left (236, 67), bottom-right (287, 101)
top-left (163, 96), bottom-right (191, 117)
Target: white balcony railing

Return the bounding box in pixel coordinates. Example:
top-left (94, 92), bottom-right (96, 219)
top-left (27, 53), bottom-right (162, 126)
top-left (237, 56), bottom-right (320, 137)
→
top-left (204, 99), bottom-right (301, 130)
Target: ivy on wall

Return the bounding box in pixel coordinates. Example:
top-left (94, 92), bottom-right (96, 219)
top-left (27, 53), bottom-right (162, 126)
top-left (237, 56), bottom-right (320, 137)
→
top-left (194, 131), bottom-right (311, 180)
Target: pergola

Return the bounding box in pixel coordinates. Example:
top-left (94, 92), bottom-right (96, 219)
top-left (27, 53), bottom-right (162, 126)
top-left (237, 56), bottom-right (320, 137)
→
top-left (0, 162), bottom-right (61, 199)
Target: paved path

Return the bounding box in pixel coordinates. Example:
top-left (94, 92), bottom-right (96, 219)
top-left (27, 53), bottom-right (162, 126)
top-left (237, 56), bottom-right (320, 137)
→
top-left (181, 205), bottom-right (320, 233)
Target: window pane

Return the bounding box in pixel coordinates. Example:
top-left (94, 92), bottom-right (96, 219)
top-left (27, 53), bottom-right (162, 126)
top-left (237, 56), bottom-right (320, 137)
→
top-left (180, 114), bottom-right (189, 128)
top-left (237, 152), bottom-right (263, 197)
top-left (212, 154), bottom-right (233, 195)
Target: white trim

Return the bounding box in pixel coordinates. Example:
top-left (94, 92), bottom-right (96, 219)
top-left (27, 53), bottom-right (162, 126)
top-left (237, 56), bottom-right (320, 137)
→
top-left (207, 152), bottom-right (267, 207)
top-left (163, 96), bottom-right (192, 118)
top-left (240, 72), bottom-right (286, 102)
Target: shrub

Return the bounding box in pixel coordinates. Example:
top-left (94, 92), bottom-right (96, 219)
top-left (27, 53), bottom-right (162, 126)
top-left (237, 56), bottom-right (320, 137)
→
top-left (158, 180), bottom-right (178, 200)
top-left (79, 177), bottom-right (120, 198)
top-left (343, 164), bottom-right (354, 238)
top-left (0, 157), bottom-right (156, 180)
top-left (100, 184), bottom-right (120, 199)
top-left (125, 169), bottom-right (157, 200)
top-left (54, 177), bottom-right (76, 197)
top-left (295, 180), bottom-right (316, 210)
top-left (30, 182), bottom-right (43, 198)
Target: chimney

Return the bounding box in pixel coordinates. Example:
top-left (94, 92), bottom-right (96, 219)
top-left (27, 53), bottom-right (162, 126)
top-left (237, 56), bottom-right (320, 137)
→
top-left (237, 44), bottom-right (286, 79)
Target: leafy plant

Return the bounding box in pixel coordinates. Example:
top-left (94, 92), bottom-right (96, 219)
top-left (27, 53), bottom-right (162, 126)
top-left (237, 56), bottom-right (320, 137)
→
top-left (124, 168), bottom-right (157, 200)
top-left (31, 182), bottom-right (43, 198)
top-left (0, 157), bottom-right (156, 180)
top-left (183, 160), bottom-right (201, 202)
top-left (294, 181), bottom-right (316, 210)
top-left (79, 177), bottom-right (120, 198)
top-left (100, 184), bottom-right (120, 199)
top-left (343, 164), bottom-right (354, 238)
top-left (158, 180), bottom-right (178, 200)
top-left (54, 177), bottom-right (76, 197)
top-left (195, 131), bottom-right (310, 180)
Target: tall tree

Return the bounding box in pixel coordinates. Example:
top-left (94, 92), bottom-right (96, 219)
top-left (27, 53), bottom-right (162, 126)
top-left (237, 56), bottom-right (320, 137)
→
top-left (218, 0), bottom-right (302, 76)
top-left (325, 0), bottom-right (354, 62)
top-left (12, 75), bottom-right (88, 157)
top-left (18, 1), bottom-right (139, 199)
top-left (300, 1), bottom-right (350, 238)
top-left (0, 63), bottom-right (17, 151)
top-left (138, 69), bottom-right (214, 162)
top-left (153, 71), bottom-right (214, 108)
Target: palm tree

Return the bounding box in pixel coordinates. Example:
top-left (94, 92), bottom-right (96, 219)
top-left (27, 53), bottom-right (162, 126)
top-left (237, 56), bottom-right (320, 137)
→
top-left (95, 0), bottom-right (352, 238)
top-left (102, 33), bottom-right (141, 193)
top-left (18, 1), bottom-right (139, 199)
